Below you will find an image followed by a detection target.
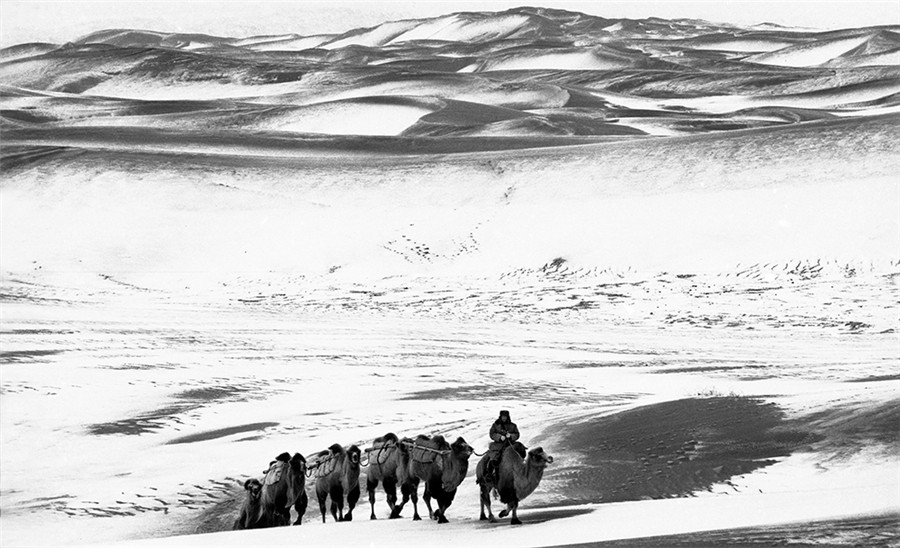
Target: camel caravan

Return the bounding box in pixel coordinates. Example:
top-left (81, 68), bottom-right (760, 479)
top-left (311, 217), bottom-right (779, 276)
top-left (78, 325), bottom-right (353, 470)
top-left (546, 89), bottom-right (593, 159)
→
top-left (233, 411), bottom-right (554, 530)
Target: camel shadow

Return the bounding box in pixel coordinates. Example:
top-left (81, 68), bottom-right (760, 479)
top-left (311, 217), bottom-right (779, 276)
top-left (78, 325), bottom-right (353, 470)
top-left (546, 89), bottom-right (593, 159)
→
top-left (505, 507), bottom-right (594, 525)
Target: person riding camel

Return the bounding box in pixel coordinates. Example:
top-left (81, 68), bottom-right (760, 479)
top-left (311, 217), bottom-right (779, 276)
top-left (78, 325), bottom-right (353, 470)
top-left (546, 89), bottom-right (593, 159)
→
top-left (485, 410), bottom-right (520, 484)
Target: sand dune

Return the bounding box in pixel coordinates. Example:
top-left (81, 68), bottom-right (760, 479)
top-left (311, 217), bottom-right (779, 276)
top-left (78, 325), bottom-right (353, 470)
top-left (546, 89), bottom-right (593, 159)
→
top-left (1, 9), bottom-right (896, 127)
top-left (250, 72), bottom-right (571, 111)
top-left (826, 33), bottom-right (900, 67)
top-left (49, 96), bottom-right (443, 136)
top-left (465, 44), bottom-right (679, 72)
top-left (320, 19), bottom-right (425, 50)
top-left (4, 112), bottom-right (897, 278)
top-left (679, 33), bottom-right (800, 53)
top-left (75, 29), bottom-right (235, 50)
top-left (0, 42), bottom-right (59, 62)
top-left (745, 32), bottom-right (881, 67)
top-left (244, 34), bottom-right (333, 52)
top-left (388, 13), bottom-right (534, 44)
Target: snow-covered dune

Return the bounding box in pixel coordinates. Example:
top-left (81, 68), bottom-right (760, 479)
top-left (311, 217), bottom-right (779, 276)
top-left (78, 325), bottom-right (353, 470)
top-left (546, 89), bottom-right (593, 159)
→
top-left (3, 112), bottom-right (897, 280)
top-left (743, 31), bottom-right (890, 67)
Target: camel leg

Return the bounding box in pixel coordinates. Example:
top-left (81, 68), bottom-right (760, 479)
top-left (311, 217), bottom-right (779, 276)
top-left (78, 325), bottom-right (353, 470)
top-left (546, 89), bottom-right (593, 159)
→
top-left (435, 499), bottom-right (449, 524)
top-left (293, 491), bottom-right (308, 525)
top-left (331, 501), bottom-right (340, 522)
top-left (408, 479), bottom-right (421, 521)
top-left (479, 483), bottom-right (496, 522)
top-left (367, 478), bottom-right (378, 520)
top-left (436, 488), bottom-right (455, 524)
top-left (331, 486), bottom-right (343, 522)
top-left (423, 482), bottom-right (436, 521)
top-left (345, 484), bottom-right (359, 522)
top-left (383, 477), bottom-right (398, 518)
top-left (391, 480), bottom-right (411, 519)
top-left (317, 490), bottom-right (328, 524)
top-left (510, 502), bottom-right (522, 525)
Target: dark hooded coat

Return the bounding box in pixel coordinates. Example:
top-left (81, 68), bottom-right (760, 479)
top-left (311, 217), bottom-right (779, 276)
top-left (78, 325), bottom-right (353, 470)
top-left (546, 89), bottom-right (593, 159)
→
top-left (488, 412), bottom-right (520, 456)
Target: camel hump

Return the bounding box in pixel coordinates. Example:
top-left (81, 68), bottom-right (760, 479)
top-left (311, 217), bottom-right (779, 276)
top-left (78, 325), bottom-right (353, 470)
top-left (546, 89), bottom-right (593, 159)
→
top-left (512, 441), bottom-right (527, 459)
top-left (415, 434), bottom-right (431, 442)
top-left (290, 452), bottom-right (306, 464)
top-left (431, 435), bottom-right (448, 449)
top-left (275, 452), bottom-right (291, 463)
top-left (327, 443), bottom-right (345, 455)
top-left (375, 432), bottom-right (398, 445)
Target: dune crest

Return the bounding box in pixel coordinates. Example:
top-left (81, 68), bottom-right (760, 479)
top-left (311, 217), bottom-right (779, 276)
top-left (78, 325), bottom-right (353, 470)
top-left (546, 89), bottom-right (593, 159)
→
top-left (1, 9), bottom-right (896, 139)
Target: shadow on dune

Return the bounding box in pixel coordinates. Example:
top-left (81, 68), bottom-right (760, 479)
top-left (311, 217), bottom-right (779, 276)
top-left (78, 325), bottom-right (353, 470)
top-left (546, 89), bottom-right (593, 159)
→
top-left (544, 512), bottom-right (900, 547)
top-left (543, 396), bottom-right (822, 505)
top-left (512, 507), bottom-right (595, 524)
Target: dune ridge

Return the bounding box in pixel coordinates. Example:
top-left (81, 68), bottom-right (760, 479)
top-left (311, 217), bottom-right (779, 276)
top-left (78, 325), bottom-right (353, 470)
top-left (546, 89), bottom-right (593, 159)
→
top-left (1, 9), bottom-right (897, 140)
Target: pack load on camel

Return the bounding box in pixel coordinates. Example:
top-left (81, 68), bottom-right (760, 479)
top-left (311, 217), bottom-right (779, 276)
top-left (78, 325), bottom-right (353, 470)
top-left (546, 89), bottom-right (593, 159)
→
top-left (311, 443), bottom-right (362, 523)
top-left (364, 433), bottom-right (414, 520)
top-left (260, 452), bottom-right (308, 526)
top-left (397, 434), bottom-right (473, 524)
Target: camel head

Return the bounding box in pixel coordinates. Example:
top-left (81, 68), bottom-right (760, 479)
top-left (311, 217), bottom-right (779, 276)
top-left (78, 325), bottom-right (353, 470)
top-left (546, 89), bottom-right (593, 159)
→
top-left (527, 447), bottom-right (554, 468)
top-left (441, 437), bottom-right (473, 492)
top-left (347, 445), bottom-right (362, 465)
top-left (289, 452), bottom-right (307, 475)
top-left (243, 478), bottom-right (263, 500)
top-left (450, 437), bottom-right (474, 458)
top-left (398, 437), bottom-right (414, 453)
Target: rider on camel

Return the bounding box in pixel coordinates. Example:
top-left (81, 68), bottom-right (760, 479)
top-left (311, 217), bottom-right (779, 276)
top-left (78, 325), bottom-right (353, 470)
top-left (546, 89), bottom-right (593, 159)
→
top-left (485, 410), bottom-right (520, 484)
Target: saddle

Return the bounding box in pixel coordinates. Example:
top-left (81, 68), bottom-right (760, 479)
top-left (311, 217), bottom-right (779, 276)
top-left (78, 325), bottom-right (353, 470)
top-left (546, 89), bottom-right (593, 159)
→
top-left (403, 435), bottom-right (446, 464)
top-left (311, 447), bottom-right (340, 478)
top-left (368, 438), bottom-right (398, 466)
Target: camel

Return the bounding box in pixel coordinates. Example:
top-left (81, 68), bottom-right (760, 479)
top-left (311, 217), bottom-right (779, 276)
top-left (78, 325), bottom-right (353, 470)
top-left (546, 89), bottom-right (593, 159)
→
top-left (399, 434), bottom-right (473, 524)
top-left (260, 452), bottom-right (308, 526)
top-left (232, 478), bottom-right (265, 530)
top-left (314, 443), bottom-right (362, 523)
top-left (364, 433), bottom-right (412, 519)
top-left (476, 442), bottom-right (553, 525)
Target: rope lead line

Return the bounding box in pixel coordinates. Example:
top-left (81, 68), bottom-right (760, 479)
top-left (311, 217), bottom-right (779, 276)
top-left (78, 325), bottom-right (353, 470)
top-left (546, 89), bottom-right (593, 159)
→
top-left (304, 451), bottom-right (338, 478)
top-left (363, 443), bottom-right (396, 466)
top-left (400, 441), bottom-right (451, 456)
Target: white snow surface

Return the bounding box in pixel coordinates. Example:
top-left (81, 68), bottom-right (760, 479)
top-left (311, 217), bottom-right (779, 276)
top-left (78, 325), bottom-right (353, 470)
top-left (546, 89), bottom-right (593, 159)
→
top-left (387, 14), bottom-right (530, 44)
top-left (745, 34), bottom-right (875, 67)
